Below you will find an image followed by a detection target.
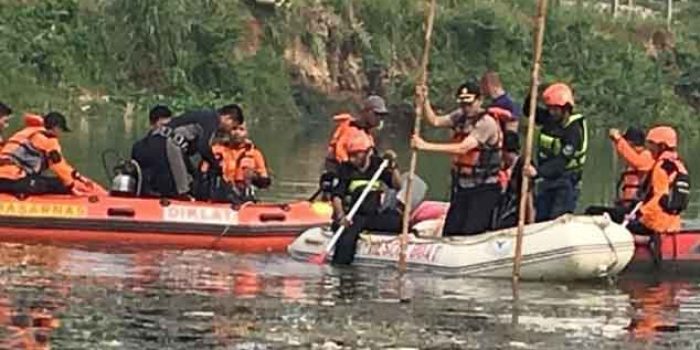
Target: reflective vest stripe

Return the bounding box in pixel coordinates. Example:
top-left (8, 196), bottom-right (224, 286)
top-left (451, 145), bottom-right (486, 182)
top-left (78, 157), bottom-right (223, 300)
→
top-left (537, 114), bottom-right (587, 171)
top-left (348, 179), bottom-right (381, 193)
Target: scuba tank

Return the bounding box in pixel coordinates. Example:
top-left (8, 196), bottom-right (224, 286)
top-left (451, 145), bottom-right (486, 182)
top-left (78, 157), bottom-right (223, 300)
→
top-left (110, 159), bottom-right (141, 197)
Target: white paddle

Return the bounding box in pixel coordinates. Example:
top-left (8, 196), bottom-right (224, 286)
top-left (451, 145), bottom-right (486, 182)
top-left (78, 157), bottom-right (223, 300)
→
top-left (308, 159), bottom-right (389, 264)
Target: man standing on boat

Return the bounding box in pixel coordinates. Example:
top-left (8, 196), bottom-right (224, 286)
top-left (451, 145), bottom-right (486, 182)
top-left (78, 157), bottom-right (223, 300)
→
top-left (331, 131), bottom-right (402, 265)
top-left (525, 83), bottom-right (588, 222)
top-left (480, 71), bottom-right (521, 132)
top-left (0, 102), bottom-right (12, 147)
top-left (627, 126), bottom-right (689, 236)
top-left (0, 112), bottom-right (106, 196)
top-left (136, 104), bottom-right (242, 199)
top-left (131, 105), bottom-right (174, 194)
top-left (412, 81), bottom-right (503, 236)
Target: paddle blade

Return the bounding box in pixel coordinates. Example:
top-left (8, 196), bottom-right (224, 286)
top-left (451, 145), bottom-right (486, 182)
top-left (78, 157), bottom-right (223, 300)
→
top-left (308, 252), bottom-right (328, 265)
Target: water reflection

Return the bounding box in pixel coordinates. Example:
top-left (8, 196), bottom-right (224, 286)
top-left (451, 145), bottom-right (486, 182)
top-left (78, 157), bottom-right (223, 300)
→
top-left (0, 245), bottom-right (66, 349)
top-left (3, 242), bottom-right (700, 348)
top-left (620, 278), bottom-right (687, 342)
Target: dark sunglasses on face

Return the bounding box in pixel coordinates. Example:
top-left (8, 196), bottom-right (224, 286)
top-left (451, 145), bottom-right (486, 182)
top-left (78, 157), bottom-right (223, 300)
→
top-left (375, 112), bottom-right (388, 118)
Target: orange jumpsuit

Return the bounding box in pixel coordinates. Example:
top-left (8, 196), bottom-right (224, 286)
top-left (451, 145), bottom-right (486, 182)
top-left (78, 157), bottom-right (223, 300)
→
top-left (0, 121), bottom-right (101, 195)
top-left (638, 151), bottom-right (687, 233)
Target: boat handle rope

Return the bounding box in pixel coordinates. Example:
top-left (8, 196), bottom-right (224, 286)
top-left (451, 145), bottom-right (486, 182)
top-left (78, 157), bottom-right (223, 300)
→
top-left (596, 213), bottom-right (619, 277)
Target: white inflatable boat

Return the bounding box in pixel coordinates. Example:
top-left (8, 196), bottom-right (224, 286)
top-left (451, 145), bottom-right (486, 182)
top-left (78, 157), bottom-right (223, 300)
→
top-left (288, 214), bottom-right (635, 281)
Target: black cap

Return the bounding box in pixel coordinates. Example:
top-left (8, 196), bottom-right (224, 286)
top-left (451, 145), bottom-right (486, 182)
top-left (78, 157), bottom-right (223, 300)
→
top-left (624, 127), bottom-right (645, 147)
top-left (363, 95), bottom-right (389, 114)
top-left (0, 102), bottom-right (11, 117)
top-left (43, 112), bottom-right (71, 132)
top-left (455, 80), bottom-right (481, 104)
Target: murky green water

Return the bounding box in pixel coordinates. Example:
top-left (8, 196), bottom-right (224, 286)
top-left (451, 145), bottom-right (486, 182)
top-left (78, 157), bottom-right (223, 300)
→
top-left (1, 244), bottom-right (699, 349)
top-left (2, 111), bottom-right (700, 348)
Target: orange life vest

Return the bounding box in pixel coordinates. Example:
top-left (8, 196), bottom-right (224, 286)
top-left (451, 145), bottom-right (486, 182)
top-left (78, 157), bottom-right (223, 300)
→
top-left (613, 140), bottom-right (655, 207)
top-left (327, 114), bottom-right (353, 161)
top-left (618, 165), bottom-right (648, 206)
top-left (486, 107), bottom-right (514, 131)
top-left (498, 168), bottom-right (511, 190)
top-left (0, 114), bottom-right (44, 149)
top-left (23, 113), bottom-right (45, 127)
top-left (326, 114), bottom-right (374, 164)
top-left (451, 112), bottom-right (503, 183)
top-left (0, 126), bottom-right (78, 186)
top-left (212, 140), bottom-right (268, 185)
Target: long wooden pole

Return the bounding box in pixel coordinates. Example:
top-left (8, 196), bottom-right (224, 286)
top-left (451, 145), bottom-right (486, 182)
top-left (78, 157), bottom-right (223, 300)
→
top-left (399, 0), bottom-right (437, 272)
top-left (512, 0), bottom-right (549, 292)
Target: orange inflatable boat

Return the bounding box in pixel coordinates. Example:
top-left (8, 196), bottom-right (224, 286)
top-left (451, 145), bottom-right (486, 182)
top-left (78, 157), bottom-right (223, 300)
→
top-left (0, 194), bottom-right (332, 252)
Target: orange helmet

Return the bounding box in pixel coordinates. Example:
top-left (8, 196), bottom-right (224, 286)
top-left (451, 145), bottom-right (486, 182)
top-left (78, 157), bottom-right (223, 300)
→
top-left (542, 83), bottom-right (574, 107)
top-left (346, 132), bottom-right (373, 154)
top-left (646, 126), bottom-right (677, 148)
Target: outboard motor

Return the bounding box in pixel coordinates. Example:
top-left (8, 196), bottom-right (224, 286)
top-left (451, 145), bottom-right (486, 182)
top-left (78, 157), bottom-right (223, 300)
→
top-left (110, 160), bottom-right (140, 197)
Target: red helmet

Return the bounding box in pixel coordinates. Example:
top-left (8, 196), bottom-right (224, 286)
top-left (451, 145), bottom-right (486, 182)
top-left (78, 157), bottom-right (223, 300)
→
top-left (646, 126), bottom-right (677, 148)
top-left (346, 132), bottom-right (373, 154)
top-left (542, 83), bottom-right (574, 107)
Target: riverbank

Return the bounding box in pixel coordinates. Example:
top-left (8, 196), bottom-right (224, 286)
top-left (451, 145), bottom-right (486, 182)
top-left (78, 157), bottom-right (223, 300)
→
top-left (1, 0), bottom-right (698, 132)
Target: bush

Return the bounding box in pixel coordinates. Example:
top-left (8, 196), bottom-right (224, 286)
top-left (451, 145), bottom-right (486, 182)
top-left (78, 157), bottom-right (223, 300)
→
top-left (0, 0), bottom-right (697, 133)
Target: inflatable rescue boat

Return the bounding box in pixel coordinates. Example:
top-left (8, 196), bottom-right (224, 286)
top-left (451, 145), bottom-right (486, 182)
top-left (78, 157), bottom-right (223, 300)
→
top-left (0, 194), bottom-right (332, 252)
top-left (288, 214), bottom-right (635, 281)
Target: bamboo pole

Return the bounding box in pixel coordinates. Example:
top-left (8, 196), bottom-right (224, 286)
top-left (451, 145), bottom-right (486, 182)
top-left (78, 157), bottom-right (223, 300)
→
top-left (512, 0), bottom-right (549, 294)
top-left (399, 0), bottom-right (437, 272)
top-left (666, 0), bottom-right (672, 30)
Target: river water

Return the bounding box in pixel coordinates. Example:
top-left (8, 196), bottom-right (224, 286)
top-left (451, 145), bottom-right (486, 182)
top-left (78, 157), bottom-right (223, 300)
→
top-left (1, 111), bottom-right (700, 348)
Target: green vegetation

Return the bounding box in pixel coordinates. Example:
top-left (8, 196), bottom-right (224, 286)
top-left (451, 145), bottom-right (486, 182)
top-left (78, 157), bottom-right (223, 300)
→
top-left (0, 0), bottom-right (698, 132)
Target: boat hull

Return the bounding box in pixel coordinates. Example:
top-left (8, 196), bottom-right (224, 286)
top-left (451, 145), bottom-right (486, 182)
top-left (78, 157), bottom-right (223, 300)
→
top-left (626, 222), bottom-right (700, 275)
top-left (0, 194), bottom-right (332, 252)
top-left (289, 215), bottom-right (635, 281)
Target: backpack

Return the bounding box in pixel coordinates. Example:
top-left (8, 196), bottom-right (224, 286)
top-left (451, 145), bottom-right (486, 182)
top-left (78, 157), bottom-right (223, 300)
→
top-left (659, 159), bottom-right (691, 215)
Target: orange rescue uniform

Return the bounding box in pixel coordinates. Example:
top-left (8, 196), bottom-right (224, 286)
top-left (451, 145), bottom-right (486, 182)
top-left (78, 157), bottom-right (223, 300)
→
top-left (212, 140), bottom-right (269, 186)
top-left (638, 151), bottom-right (687, 233)
top-left (0, 123), bottom-right (94, 194)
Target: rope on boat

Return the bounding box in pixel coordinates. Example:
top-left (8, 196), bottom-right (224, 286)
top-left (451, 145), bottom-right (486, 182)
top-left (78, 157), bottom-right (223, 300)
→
top-left (596, 213), bottom-right (619, 277)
